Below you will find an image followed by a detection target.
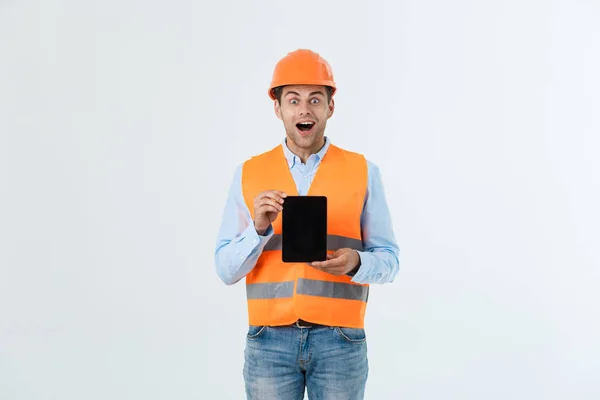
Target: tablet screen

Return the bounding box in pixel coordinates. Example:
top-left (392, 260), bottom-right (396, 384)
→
top-left (282, 196), bottom-right (327, 262)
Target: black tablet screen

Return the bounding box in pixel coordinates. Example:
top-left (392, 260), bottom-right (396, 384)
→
top-left (282, 196), bottom-right (327, 263)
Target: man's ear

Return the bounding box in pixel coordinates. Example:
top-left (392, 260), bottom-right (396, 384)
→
top-left (327, 98), bottom-right (335, 119)
top-left (274, 100), bottom-right (282, 120)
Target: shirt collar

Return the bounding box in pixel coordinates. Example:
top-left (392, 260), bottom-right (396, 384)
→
top-left (282, 136), bottom-right (331, 169)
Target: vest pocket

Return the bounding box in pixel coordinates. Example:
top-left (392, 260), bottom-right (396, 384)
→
top-left (334, 326), bottom-right (366, 343)
top-left (247, 325), bottom-right (267, 339)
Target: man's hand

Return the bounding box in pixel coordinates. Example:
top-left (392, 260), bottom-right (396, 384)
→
top-left (253, 190), bottom-right (287, 235)
top-left (310, 248), bottom-right (361, 276)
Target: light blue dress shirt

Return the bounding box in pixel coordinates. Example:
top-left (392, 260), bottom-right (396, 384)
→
top-left (214, 136), bottom-right (400, 286)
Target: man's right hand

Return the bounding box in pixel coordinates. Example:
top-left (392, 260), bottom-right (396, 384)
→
top-left (253, 190), bottom-right (287, 235)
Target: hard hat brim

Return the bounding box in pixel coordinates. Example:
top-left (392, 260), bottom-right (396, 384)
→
top-left (268, 82), bottom-right (337, 100)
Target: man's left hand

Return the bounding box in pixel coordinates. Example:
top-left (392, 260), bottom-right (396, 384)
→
top-left (310, 248), bottom-right (360, 276)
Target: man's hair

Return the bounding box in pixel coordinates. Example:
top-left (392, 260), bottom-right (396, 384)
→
top-left (272, 86), bottom-right (334, 105)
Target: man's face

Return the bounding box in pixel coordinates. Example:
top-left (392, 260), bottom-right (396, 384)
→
top-left (274, 85), bottom-right (334, 152)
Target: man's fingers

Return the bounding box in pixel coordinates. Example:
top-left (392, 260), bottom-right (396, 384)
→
top-left (311, 255), bottom-right (345, 269)
top-left (258, 198), bottom-right (283, 211)
top-left (258, 204), bottom-right (281, 214)
top-left (260, 191), bottom-right (287, 204)
top-left (310, 263), bottom-right (347, 276)
top-left (260, 192), bottom-right (283, 203)
top-left (331, 249), bottom-right (346, 257)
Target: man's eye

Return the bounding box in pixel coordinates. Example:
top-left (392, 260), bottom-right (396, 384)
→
top-left (311, 99), bottom-right (319, 104)
top-left (290, 99), bottom-right (298, 104)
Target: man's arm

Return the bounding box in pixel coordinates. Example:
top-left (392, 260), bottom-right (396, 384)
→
top-left (350, 161), bottom-right (400, 284)
top-left (214, 164), bottom-right (274, 285)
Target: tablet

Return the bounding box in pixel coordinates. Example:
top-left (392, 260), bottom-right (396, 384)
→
top-left (282, 196), bottom-right (327, 263)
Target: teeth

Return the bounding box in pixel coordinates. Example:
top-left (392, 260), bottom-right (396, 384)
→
top-left (299, 122), bottom-right (314, 125)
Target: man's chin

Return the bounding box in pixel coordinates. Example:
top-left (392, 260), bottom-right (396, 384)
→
top-left (286, 130), bottom-right (325, 150)
top-left (296, 139), bottom-right (319, 150)
top-left (295, 132), bottom-right (322, 143)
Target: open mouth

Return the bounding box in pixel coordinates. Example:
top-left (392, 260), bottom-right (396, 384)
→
top-left (296, 121), bottom-right (315, 134)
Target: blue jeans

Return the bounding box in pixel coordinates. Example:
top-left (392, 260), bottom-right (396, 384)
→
top-left (243, 322), bottom-right (368, 399)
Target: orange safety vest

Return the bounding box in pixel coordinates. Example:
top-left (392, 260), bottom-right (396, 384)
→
top-left (241, 142), bottom-right (369, 328)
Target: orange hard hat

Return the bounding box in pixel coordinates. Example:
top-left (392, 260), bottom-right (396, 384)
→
top-left (268, 49), bottom-right (336, 100)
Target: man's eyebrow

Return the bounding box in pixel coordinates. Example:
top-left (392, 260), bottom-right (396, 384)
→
top-left (284, 91), bottom-right (325, 97)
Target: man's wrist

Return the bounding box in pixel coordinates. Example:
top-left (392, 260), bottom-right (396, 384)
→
top-left (254, 221), bottom-right (270, 236)
top-left (347, 251), bottom-right (361, 276)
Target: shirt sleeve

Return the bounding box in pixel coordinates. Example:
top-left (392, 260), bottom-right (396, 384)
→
top-left (214, 164), bottom-right (274, 285)
top-left (350, 161), bottom-right (400, 284)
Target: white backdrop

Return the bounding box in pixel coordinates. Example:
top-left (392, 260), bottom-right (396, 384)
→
top-left (1, 0), bottom-right (599, 399)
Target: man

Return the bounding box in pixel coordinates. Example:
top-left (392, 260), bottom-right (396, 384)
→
top-left (214, 49), bottom-right (399, 399)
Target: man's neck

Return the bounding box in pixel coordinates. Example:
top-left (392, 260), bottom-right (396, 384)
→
top-left (286, 137), bottom-right (326, 164)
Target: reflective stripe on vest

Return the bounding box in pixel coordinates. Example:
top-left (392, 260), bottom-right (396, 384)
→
top-left (263, 234), bottom-right (363, 252)
top-left (246, 278), bottom-right (369, 302)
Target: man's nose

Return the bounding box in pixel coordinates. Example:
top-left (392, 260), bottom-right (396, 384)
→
top-left (298, 103), bottom-right (311, 116)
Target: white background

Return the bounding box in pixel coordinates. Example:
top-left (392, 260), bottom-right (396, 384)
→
top-left (1, 0), bottom-right (599, 399)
